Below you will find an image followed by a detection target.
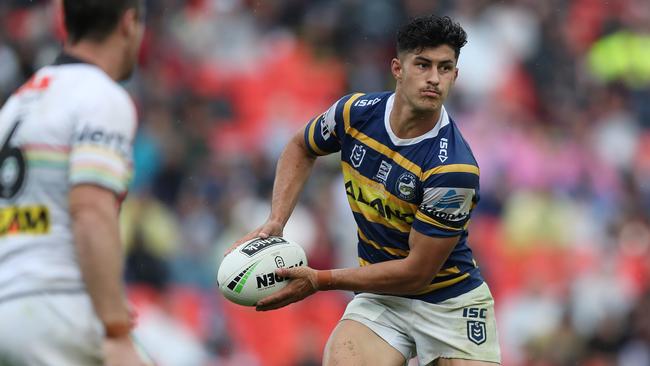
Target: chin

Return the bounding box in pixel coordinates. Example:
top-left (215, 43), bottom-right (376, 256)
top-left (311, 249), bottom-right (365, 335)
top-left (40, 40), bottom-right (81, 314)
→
top-left (415, 101), bottom-right (439, 113)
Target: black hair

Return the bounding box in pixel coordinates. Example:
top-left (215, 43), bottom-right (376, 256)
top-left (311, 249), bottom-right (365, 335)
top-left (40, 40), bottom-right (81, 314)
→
top-left (396, 15), bottom-right (468, 60)
top-left (63, 0), bottom-right (143, 43)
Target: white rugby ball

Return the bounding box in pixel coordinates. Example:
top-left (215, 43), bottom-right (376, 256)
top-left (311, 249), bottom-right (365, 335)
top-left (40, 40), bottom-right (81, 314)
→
top-left (217, 236), bottom-right (307, 306)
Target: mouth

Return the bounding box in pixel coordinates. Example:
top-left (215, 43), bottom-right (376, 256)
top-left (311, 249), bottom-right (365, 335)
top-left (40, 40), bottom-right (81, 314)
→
top-left (421, 89), bottom-right (441, 98)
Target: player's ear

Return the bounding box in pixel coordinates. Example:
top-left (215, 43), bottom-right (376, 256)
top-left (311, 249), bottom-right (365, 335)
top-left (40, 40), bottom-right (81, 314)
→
top-left (391, 58), bottom-right (402, 81)
top-left (119, 8), bottom-right (139, 39)
top-left (453, 67), bottom-right (459, 83)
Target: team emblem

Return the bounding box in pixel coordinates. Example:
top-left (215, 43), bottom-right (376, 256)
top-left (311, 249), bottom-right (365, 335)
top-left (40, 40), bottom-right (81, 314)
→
top-left (467, 320), bottom-right (487, 345)
top-left (395, 172), bottom-right (416, 200)
top-left (350, 144), bottom-right (366, 168)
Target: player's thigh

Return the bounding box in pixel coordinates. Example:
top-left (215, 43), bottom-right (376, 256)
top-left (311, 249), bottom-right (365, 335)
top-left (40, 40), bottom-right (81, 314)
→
top-left (323, 319), bottom-right (406, 366)
top-left (434, 358), bottom-right (499, 366)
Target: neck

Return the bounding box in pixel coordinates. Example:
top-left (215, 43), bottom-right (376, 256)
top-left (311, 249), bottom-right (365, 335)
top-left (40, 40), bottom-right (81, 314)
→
top-left (63, 39), bottom-right (123, 81)
top-left (389, 91), bottom-right (441, 139)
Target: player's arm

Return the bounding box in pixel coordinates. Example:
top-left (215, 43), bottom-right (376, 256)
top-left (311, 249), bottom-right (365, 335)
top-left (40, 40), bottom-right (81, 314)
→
top-left (317, 230), bottom-right (457, 294)
top-left (255, 230), bottom-right (458, 311)
top-left (268, 126), bottom-right (317, 229)
top-left (68, 88), bottom-right (138, 337)
top-left (227, 126), bottom-right (316, 249)
top-left (228, 97), bottom-right (348, 251)
top-left (70, 185), bottom-right (132, 336)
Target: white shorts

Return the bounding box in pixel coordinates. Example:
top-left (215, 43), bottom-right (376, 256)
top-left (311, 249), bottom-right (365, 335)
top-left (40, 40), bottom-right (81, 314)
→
top-left (341, 282), bottom-right (501, 365)
top-left (0, 291), bottom-right (104, 365)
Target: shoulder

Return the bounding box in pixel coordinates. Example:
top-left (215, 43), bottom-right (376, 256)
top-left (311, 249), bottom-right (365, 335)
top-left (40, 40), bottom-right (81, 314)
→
top-left (55, 64), bottom-right (135, 114)
top-left (331, 91), bottom-right (392, 130)
top-left (421, 114), bottom-right (479, 189)
top-left (61, 65), bottom-right (136, 129)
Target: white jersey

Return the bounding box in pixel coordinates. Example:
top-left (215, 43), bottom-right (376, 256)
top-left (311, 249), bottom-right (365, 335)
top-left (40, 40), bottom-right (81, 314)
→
top-left (0, 55), bottom-right (136, 302)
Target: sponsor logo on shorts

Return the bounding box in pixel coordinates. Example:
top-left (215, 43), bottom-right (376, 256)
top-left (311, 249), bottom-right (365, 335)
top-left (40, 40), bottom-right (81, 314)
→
top-left (463, 307), bottom-right (487, 345)
top-left (240, 236), bottom-right (288, 257)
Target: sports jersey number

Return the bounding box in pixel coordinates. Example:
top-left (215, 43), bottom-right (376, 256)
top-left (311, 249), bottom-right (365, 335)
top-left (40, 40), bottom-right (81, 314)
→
top-left (0, 120), bottom-right (26, 199)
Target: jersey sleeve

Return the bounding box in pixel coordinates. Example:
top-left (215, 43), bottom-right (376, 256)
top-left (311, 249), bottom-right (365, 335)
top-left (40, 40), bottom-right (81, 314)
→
top-left (68, 90), bottom-right (136, 195)
top-left (412, 168), bottom-right (479, 238)
top-left (303, 95), bottom-right (352, 156)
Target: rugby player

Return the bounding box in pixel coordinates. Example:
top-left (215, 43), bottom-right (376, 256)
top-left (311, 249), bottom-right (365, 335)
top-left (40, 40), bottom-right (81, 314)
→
top-left (232, 15), bottom-right (501, 366)
top-left (0, 1), bottom-right (149, 364)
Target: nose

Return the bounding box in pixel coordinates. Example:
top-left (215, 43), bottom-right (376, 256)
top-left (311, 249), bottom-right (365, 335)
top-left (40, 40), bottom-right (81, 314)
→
top-left (427, 68), bottom-right (440, 86)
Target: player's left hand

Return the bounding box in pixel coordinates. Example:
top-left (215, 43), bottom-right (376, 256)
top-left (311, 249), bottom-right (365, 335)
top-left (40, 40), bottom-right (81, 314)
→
top-left (255, 266), bottom-right (318, 311)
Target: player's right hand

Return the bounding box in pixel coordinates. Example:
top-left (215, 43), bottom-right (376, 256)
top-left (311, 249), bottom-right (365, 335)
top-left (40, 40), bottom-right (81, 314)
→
top-left (225, 219), bottom-right (284, 256)
top-left (103, 336), bottom-right (151, 366)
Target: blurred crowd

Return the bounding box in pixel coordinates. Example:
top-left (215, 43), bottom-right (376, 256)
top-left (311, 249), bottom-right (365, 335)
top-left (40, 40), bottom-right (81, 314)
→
top-left (2, 0), bottom-right (650, 365)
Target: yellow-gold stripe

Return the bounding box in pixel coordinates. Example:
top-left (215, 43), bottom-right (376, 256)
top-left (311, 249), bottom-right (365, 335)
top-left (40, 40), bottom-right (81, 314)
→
top-left (342, 162), bottom-right (417, 212)
top-left (436, 266), bottom-right (460, 277)
top-left (358, 257), bottom-right (371, 266)
top-left (343, 93), bottom-right (365, 133)
top-left (422, 164), bottom-right (479, 181)
top-left (415, 273), bottom-right (470, 294)
top-left (349, 204), bottom-right (411, 233)
top-left (307, 115), bottom-right (328, 155)
top-left (348, 127), bottom-right (422, 177)
top-left (358, 229), bottom-right (409, 257)
top-left (415, 211), bottom-right (460, 231)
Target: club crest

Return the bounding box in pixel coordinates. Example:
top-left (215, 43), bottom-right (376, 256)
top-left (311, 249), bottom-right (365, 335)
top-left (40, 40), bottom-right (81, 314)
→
top-left (395, 172), bottom-right (417, 200)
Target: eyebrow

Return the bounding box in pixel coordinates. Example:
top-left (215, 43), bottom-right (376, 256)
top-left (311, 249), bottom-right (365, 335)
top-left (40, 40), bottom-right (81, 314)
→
top-left (414, 56), bottom-right (455, 65)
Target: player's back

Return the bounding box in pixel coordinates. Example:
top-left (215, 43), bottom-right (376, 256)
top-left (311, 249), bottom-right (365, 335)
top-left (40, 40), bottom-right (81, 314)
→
top-left (0, 56), bottom-right (136, 301)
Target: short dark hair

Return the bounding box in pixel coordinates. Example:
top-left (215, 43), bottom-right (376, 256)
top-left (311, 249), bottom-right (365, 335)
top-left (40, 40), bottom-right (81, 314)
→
top-left (396, 15), bottom-right (468, 60)
top-left (63, 0), bottom-right (143, 43)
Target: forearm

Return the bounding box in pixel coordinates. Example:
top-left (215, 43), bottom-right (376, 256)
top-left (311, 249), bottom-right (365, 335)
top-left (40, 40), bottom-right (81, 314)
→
top-left (269, 132), bottom-right (316, 226)
top-left (322, 258), bottom-right (437, 295)
top-left (317, 232), bottom-right (459, 295)
top-left (72, 203), bottom-right (130, 326)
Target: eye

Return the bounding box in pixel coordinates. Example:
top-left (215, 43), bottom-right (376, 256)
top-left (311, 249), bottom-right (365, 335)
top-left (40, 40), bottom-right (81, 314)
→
top-left (416, 63), bottom-right (428, 70)
top-left (440, 65), bottom-right (453, 73)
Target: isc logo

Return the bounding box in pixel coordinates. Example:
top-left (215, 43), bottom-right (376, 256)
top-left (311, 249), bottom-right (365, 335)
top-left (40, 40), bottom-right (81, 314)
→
top-left (438, 138), bottom-right (448, 163)
top-left (354, 98), bottom-right (381, 107)
top-left (463, 307), bottom-right (486, 319)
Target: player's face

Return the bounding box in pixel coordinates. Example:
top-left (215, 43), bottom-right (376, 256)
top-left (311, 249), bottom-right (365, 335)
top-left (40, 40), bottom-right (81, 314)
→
top-left (392, 45), bottom-right (458, 113)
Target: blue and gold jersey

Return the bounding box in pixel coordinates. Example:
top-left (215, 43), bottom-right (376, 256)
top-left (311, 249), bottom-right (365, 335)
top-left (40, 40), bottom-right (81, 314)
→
top-left (304, 91), bottom-right (484, 303)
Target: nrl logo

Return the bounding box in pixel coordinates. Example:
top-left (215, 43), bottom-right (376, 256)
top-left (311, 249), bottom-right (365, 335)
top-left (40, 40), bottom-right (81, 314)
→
top-left (350, 144), bottom-right (366, 168)
top-left (467, 320), bottom-right (487, 345)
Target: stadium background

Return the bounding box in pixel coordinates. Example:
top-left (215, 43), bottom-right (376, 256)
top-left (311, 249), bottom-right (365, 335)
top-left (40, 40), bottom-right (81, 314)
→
top-left (2, 0), bottom-right (650, 365)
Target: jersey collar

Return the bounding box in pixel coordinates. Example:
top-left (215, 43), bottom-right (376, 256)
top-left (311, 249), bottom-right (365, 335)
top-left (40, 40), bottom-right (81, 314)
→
top-left (52, 53), bottom-right (93, 66)
top-left (383, 93), bottom-right (450, 146)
